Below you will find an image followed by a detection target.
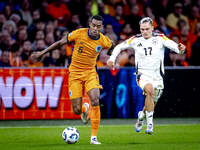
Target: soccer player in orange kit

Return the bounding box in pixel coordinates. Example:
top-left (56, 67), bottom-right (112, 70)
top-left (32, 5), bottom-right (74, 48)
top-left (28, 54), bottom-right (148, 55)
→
top-left (31, 15), bottom-right (115, 144)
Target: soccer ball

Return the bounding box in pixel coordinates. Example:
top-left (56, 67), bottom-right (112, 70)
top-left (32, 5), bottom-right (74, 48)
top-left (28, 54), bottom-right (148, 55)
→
top-left (62, 127), bottom-right (80, 144)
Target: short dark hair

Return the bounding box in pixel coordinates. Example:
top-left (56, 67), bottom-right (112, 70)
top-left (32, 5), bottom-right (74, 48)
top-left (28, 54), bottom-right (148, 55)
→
top-left (114, 2), bottom-right (124, 9)
top-left (0, 43), bottom-right (8, 51)
top-left (2, 49), bottom-right (10, 53)
top-left (10, 43), bottom-right (20, 53)
top-left (91, 15), bottom-right (104, 23)
top-left (177, 19), bottom-right (186, 28)
top-left (35, 18), bottom-right (44, 24)
top-left (17, 20), bottom-right (28, 27)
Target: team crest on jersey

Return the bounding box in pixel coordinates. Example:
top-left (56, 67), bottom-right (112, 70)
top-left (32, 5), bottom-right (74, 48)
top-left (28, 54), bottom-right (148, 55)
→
top-left (69, 91), bottom-right (72, 97)
top-left (96, 45), bottom-right (102, 53)
top-left (152, 39), bottom-right (158, 45)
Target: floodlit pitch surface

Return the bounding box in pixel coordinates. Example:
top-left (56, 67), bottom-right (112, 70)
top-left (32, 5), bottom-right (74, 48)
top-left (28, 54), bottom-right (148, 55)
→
top-left (0, 124), bottom-right (199, 150)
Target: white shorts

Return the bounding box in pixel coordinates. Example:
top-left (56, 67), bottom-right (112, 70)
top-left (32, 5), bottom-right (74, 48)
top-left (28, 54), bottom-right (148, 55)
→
top-left (136, 74), bottom-right (164, 102)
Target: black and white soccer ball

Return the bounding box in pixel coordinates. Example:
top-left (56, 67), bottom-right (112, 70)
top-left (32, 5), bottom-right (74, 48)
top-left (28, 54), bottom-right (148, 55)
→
top-left (62, 127), bottom-right (80, 144)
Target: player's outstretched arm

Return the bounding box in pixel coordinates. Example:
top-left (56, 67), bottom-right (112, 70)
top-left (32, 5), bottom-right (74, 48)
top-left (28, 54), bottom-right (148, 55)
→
top-left (31, 36), bottom-right (68, 61)
top-left (178, 43), bottom-right (186, 53)
top-left (107, 40), bottom-right (115, 56)
top-left (106, 60), bottom-right (115, 70)
top-left (106, 40), bottom-right (116, 70)
top-left (107, 40), bottom-right (131, 70)
top-left (163, 35), bottom-right (186, 54)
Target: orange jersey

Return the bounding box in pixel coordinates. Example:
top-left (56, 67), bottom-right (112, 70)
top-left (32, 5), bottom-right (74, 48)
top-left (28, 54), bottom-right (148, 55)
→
top-left (66, 28), bottom-right (112, 73)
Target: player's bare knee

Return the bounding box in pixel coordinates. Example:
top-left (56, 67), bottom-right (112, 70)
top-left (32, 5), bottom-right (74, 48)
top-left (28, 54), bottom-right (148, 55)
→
top-left (74, 109), bottom-right (81, 115)
top-left (90, 98), bottom-right (99, 106)
top-left (146, 89), bottom-right (154, 98)
top-left (73, 106), bottom-right (81, 115)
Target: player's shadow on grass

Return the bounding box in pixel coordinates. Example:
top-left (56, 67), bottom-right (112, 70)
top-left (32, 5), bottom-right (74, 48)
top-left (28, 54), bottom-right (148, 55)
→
top-left (127, 142), bottom-right (144, 144)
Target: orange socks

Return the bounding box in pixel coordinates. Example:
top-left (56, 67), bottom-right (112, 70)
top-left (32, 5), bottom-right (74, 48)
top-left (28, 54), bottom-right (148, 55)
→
top-left (81, 105), bottom-right (86, 113)
top-left (90, 106), bottom-right (100, 136)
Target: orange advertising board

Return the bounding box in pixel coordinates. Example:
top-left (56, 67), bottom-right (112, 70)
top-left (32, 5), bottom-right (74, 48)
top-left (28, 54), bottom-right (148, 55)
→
top-left (0, 68), bottom-right (90, 120)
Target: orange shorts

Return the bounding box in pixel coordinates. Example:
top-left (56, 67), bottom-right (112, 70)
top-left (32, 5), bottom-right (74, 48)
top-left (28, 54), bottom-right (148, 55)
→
top-left (68, 71), bottom-right (103, 99)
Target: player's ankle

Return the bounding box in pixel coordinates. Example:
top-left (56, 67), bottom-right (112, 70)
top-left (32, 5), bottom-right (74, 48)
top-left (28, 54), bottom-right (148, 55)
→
top-left (138, 111), bottom-right (146, 120)
top-left (91, 136), bottom-right (97, 141)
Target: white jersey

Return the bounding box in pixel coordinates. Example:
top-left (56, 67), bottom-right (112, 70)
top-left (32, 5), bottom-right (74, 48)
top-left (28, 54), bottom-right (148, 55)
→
top-left (109, 32), bottom-right (183, 79)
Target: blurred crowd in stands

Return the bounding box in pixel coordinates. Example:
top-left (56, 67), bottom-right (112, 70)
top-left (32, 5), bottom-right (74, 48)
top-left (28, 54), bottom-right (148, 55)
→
top-left (0, 0), bottom-right (200, 68)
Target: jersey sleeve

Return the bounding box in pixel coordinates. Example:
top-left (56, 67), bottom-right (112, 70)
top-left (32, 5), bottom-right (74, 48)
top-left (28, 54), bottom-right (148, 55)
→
top-left (109, 36), bottom-right (134, 62)
top-left (161, 34), bottom-right (184, 54)
top-left (66, 29), bottom-right (80, 43)
top-left (103, 36), bottom-right (112, 49)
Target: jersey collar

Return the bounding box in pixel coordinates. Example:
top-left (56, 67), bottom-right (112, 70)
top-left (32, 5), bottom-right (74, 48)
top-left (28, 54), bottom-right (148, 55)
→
top-left (88, 29), bottom-right (100, 40)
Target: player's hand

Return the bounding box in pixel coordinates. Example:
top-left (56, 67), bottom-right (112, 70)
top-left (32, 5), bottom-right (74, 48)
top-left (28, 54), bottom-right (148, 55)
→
top-left (31, 51), bottom-right (43, 62)
top-left (178, 43), bottom-right (186, 52)
top-left (106, 60), bottom-right (115, 70)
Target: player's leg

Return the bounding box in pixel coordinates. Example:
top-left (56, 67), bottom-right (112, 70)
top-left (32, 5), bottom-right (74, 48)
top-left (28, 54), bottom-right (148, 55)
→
top-left (85, 72), bottom-right (102, 144)
top-left (70, 97), bottom-right (89, 124)
top-left (144, 87), bottom-right (163, 134)
top-left (142, 106), bottom-right (146, 118)
top-left (135, 75), bottom-right (151, 132)
top-left (81, 102), bottom-right (90, 124)
top-left (135, 106), bottom-right (146, 132)
top-left (143, 83), bottom-right (155, 135)
top-left (71, 97), bottom-right (83, 115)
top-left (68, 74), bottom-right (89, 123)
top-left (135, 74), bottom-right (163, 134)
top-left (144, 83), bottom-right (155, 111)
top-left (87, 88), bottom-right (101, 144)
top-left (136, 83), bottom-right (155, 133)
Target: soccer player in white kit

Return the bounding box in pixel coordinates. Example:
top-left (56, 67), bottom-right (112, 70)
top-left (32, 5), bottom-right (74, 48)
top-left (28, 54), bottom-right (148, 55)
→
top-left (107, 17), bottom-right (186, 134)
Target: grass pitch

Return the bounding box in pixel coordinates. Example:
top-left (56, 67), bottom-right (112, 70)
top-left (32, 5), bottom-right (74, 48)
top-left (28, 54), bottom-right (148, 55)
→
top-left (0, 124), bottom-right (199, 150)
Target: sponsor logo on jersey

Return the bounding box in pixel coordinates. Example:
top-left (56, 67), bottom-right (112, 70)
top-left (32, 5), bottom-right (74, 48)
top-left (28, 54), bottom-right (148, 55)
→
top-left (137, 43), bottom-right (143, 47)
top-left (152, 39), bottom-right (158, 45)
top-left (96, 45), bottom-right (102, 53)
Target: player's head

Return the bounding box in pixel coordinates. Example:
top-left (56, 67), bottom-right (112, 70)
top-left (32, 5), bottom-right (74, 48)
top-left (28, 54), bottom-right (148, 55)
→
top-left (89, 15), bottom-right (104, 39)
top-left (139, 17), bottom-right (154, 39)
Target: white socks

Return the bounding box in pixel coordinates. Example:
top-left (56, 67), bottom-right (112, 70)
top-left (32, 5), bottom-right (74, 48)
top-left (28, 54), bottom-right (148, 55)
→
top-left (138, 111), bottom-right (146, 120)
top-left (91, 136), bottom-right (97, 141)
top-left (146, 111), bottom-right (154, 127)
